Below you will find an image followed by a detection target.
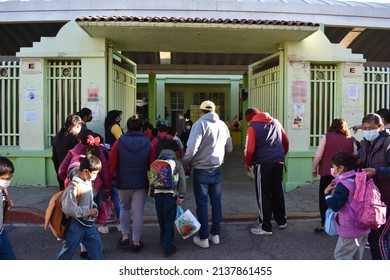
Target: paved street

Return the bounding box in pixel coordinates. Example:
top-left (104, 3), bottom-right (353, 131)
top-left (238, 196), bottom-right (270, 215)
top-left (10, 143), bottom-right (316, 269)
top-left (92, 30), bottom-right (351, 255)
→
top-left (6, 219), bottom-right (372, 260)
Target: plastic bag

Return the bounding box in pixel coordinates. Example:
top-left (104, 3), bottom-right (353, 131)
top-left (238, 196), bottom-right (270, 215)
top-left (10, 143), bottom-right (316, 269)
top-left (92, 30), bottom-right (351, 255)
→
top-left (324, 208), bottom-right (338, 237)
top-left (174, 205), bottom-right (200, 239)
top-left (97, 199), bottom-right (116, 224)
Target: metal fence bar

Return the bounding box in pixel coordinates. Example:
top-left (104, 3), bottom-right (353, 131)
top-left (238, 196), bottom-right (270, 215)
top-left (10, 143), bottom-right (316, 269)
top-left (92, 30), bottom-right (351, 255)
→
top-left (0, 61), bottom-right (19, 146)
top-left (363, 67), bottom-right (390, 115)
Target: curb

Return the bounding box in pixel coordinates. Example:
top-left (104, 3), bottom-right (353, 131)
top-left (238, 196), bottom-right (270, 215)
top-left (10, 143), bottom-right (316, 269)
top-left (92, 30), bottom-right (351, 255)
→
top-left (4, 207), bottom-right (320, 225)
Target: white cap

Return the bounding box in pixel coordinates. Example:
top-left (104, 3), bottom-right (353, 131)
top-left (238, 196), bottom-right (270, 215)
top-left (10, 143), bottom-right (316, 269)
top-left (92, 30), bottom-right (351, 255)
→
top-left (200, 100), bottom-right (215, 112)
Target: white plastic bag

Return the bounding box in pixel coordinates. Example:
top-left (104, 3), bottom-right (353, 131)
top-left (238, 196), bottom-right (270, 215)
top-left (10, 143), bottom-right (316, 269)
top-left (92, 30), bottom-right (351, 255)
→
top-left (175, 206), bottom-right (200, 239)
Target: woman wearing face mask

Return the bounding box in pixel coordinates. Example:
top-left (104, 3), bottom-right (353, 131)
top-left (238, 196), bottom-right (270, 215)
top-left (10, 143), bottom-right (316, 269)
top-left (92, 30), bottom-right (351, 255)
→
top-left (312, 118), bottom-right (357, 233)
top-left (358, 113), bottom-right (390, 260)
top-left (0, 156), bottom-right (16, 260)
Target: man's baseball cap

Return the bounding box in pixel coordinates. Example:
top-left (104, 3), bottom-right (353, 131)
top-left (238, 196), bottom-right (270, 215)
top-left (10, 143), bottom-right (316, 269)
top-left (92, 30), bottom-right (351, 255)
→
top-left (200, 100), bottom-right (216, 112)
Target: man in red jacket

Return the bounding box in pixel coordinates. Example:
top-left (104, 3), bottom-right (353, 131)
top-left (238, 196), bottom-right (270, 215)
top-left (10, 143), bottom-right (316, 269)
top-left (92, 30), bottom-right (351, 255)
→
top-left (244, 107), bottom-right (289, 236)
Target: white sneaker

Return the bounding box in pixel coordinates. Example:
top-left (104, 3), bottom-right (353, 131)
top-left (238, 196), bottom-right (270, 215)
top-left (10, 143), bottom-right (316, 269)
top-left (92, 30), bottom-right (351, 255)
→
top-left (251, 226), bottom-right (272, 236)
top-left (193, 236), bottom-right (209, 248)
top-left (278, 223), bottom-right (287, 229)
top-left (97, 225), bottom-right (109, 234)
top-left (116, 224), bottom-right (122, 232)
top-left (209, 234), bottom-right (220, 245)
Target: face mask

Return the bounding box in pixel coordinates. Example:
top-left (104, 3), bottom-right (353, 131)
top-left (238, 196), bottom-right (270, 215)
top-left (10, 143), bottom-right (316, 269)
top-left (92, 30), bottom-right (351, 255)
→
top-left (186, 126), bottom-right (191, 130)
top-left (363, 129), bottom-right (380, 141)
top-left (0, 179), bottom-right (11, 189)
top-left (330, 168), bottom-right (337, 178)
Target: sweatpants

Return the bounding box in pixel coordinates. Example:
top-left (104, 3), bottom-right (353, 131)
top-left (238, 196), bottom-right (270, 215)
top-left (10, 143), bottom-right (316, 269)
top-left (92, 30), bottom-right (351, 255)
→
top-left (254, 163), bottom-right (287, 232)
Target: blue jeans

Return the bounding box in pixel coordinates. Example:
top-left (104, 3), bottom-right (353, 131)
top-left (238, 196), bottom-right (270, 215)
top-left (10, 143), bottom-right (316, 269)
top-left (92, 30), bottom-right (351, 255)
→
top-left (0, 228), bottom-right (16, 260)
top-left (193, 167), bottom-right (222, 239)
top-left (57, 218), bottom-right (104, 260)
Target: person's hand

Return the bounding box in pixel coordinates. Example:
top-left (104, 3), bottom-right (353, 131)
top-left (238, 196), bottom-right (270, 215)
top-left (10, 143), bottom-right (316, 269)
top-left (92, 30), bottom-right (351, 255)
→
top-left (312, 170), bottom-right (318, 178)
top-left (184, 162), bottom-right (192, 173)
top-left (362, 168), bottom-right (376, 178)
top-left (89, 208), bottom-right (99, 218)
top-left (324, 183), bottom-right (336, 195)
top-left (176, 194), bottom-right (184, 205)
top-left (350, 124), bottom-right (362, 134)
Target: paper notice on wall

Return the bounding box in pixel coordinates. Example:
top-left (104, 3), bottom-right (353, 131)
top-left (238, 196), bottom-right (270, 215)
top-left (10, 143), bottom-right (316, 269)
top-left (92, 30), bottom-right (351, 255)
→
top-left (24, 111), bottom-right (39, 122)
top-left (291, 80), bottom-right (308, 104)
top-left (26, 88), bottom-right (37, 103)
top-left (88, 104), bottom-right (100, 121)
top-left (292, 104), bottom-right (304, 129)
top-left (348, 84), bottom-right (358, 100)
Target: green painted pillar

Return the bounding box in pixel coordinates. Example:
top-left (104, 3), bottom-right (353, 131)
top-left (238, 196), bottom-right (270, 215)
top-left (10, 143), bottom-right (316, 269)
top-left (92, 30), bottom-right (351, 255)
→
top-left (241, 73), bottom-right (249, 145)
top-left (148, 74), bottom-right (157, 126)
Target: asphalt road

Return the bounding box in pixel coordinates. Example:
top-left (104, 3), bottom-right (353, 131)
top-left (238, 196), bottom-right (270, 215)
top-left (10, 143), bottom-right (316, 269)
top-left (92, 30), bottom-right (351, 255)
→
top-left (6, 218), bottom-right (372, 260)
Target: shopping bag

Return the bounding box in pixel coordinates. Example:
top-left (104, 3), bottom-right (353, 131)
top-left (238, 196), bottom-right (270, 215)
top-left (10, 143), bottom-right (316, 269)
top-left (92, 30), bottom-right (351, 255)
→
top-left (174, 205), bottom-right (201, 239)
top-left (97, 199), bottom-right (116, 224)
top-left (324, 208), bottom-right (338, 236)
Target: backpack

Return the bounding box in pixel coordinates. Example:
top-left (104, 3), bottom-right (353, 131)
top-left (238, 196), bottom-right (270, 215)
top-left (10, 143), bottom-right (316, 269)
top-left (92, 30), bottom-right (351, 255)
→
top-left (347, 171), bottom-right (387, 230)
top-left (44, 181), bottom-right (82, 239)
top-left (148, 155), bottom-right (179, 195)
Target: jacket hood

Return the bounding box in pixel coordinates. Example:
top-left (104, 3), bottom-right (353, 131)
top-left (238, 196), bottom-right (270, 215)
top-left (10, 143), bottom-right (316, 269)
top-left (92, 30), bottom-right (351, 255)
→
top-left (251, 112), bottom-right (273, 123)
top-left (159, 149), bottom-right (178, 159)
top-left (201, 111), bottom-right (220, 123)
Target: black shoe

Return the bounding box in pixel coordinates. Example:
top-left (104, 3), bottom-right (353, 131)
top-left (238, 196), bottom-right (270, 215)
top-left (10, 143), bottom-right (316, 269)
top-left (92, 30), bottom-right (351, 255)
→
top-left (117, 238), bottom-right (131, 249)
top-left (314, 226), bottom-right (324, 233)
top-left (132, 241), bottom-right (144, 253)
top-left (164, 246), bottom-right (177, 257)
top-left (79, 251), bottom-right (89, 259)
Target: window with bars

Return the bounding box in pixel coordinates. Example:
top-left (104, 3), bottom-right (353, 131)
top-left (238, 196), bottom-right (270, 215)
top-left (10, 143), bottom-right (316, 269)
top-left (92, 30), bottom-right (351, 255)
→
top-left (47, 60), bottom-right (82, 144)
top-left (193, 92), bottom-right (225, 120)
top-left (310, 64), bottom-right (337, 147)
top-left (0, 61), bottom-right (19, 146)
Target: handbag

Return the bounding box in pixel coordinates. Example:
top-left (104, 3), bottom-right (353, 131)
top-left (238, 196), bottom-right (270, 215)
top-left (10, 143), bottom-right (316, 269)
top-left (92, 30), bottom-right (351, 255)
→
top-left (324, 208), bottom-right (338, 236)
top-left (174, 205), bottom-right (201, 239)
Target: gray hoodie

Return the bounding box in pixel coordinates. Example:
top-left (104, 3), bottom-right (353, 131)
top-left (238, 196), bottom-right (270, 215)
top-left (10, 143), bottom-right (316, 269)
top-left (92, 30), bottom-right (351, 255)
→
top-left (183, 111), bottom-right (233, 169)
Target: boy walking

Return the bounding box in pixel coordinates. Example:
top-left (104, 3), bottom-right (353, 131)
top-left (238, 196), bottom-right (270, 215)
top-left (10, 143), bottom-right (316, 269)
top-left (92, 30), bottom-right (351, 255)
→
top-left (152, 139), bottom-right (186, 257)
top-left (57, 154), bottom-right (104, 260)
top-left (0, 156), bottom-right (16, 260)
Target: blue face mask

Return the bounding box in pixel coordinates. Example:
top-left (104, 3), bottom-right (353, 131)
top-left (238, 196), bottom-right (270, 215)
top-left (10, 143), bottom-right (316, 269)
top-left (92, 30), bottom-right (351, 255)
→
top-left (363, 129), bottom-right (380, 142)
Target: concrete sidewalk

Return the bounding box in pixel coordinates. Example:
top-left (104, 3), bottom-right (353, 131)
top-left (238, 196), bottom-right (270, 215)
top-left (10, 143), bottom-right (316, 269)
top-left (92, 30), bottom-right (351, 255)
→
top-left (4, 147), bottom-right (320, 224)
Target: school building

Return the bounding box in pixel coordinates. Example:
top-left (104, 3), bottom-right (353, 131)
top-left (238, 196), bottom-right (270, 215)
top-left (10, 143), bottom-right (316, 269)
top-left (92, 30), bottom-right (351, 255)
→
top-left (0, 0), bottom-right (389, 190)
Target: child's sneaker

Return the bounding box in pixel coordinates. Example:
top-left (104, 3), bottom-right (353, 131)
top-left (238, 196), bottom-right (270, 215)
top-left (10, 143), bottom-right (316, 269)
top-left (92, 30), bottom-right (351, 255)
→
top-left (209, 234), bottom-right (220, 245)
top-left (116, 223), bottom-right (122, 232)
top-left (98, 225), bottom-right (109, 234)
top-left (132, 241), bottom-right (144, 253)
top-left (193, 236), bottom-right (209, 248)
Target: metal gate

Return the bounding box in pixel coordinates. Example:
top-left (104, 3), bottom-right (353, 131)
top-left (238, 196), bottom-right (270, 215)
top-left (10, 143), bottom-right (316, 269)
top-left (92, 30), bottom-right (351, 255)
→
top-left (310, 64), bottom-right (337, 147)
top-left (108, 47), bottom-right (137, 123)
top-left (47, 60), bottom-right (82, 144)
top-left (0, 61), bottom-right (19, 146)
top-left (248, 52), bottom-right (283, 122)
top-left (363, 67), bottom-right (390, 115)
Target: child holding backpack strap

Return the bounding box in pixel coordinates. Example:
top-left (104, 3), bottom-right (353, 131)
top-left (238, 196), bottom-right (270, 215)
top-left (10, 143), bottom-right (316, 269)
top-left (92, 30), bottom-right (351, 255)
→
top-left (150, 139), bottom-right (186, 257)
top-left (324, 152), bottom-right (370, 260)
top-left (57, 155), bottom-right (104, 260)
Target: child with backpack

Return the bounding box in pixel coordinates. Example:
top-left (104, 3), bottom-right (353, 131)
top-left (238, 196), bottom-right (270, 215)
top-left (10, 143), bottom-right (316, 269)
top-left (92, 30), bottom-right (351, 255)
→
top-left (149, 139), bottom-right (186, 257)
top-left (57, 154), bottom-right (104, 260)
top-left (0, 157), bottom-right (16, 260)
top-left (324, 152), bottom-right (370, 260)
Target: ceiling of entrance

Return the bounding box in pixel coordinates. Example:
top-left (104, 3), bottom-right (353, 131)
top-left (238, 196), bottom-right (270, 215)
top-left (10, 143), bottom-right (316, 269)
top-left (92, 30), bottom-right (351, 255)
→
top-left (1, 17), bottom-right (390, 74)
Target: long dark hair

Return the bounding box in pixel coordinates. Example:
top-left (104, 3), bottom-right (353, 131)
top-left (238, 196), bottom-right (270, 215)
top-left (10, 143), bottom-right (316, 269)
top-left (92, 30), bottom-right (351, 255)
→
top-left (104, 110), bottom-right (122, 129)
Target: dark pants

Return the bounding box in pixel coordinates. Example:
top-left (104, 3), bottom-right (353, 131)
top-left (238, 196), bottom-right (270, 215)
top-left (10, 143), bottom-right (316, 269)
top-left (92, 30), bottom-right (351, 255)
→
top-left (319, 175), bottom-right (333, 226)
top-left (368, 218), bottom-right (390, 260)
top-left (255, 163), bottom-right (286, 232)
top-left (154, 193), bottom-right (177, 254)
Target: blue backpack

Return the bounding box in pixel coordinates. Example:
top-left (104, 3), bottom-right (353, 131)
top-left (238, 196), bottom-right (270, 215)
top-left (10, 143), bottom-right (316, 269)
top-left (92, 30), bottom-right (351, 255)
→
top-left (148, 155), bottom-right (179, 195)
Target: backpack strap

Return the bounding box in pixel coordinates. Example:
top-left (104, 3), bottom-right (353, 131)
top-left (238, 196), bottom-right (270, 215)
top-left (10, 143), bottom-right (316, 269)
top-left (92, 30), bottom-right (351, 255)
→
top-left (68, 180), bottom-right (82, 205)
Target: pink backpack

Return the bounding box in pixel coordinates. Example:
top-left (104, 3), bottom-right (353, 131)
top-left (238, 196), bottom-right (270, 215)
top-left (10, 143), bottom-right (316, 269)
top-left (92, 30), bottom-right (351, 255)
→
top-left (348, 171), bottom-right (387, 230)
